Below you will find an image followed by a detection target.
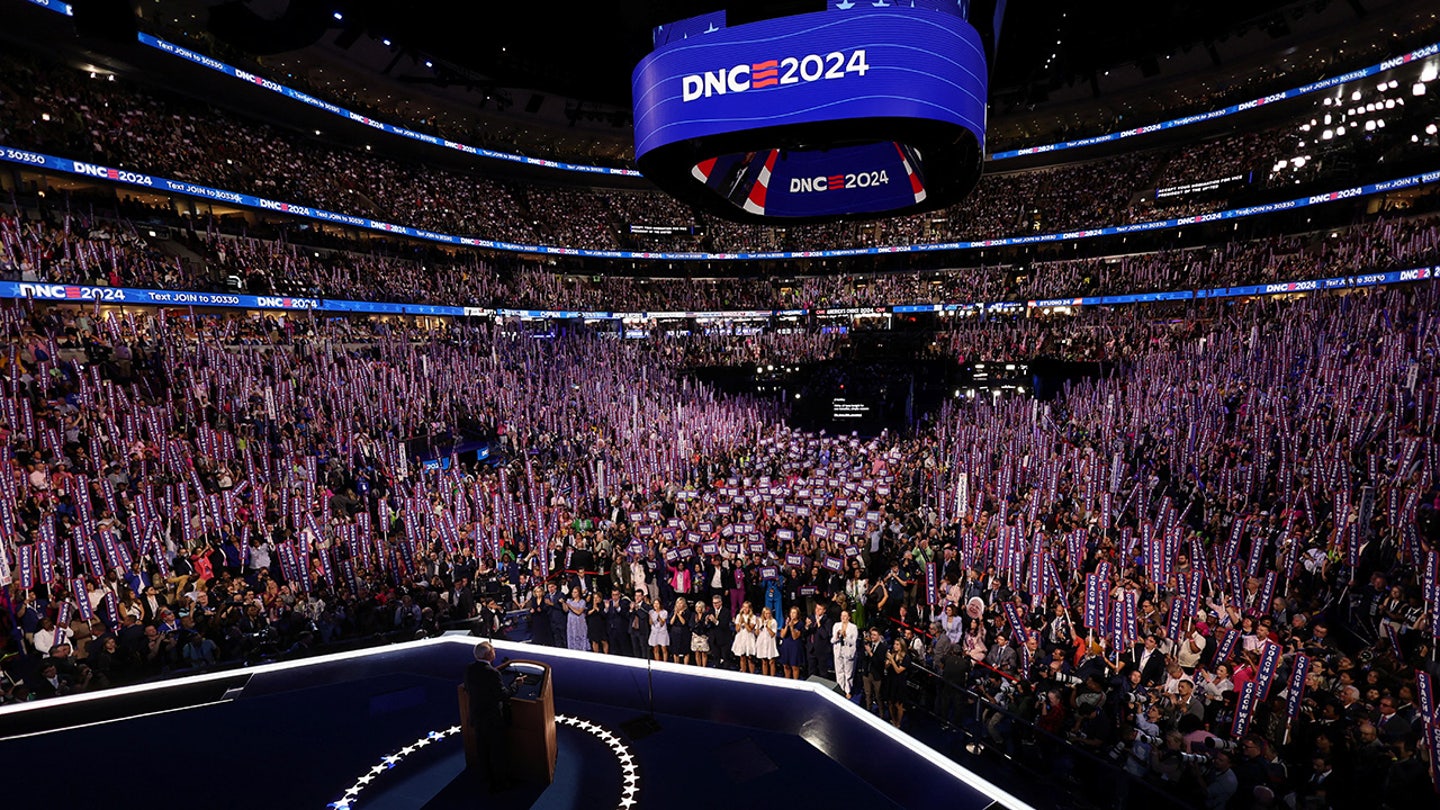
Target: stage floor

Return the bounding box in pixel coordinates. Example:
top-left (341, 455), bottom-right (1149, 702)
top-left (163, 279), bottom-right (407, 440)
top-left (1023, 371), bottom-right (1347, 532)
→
top-left (0, 637), bottom-right (1031, 810)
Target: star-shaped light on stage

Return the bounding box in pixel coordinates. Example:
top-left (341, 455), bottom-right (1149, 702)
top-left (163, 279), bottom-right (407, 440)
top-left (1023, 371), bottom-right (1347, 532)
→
top-left (556, 712), bottom-right (643, 810)
top-left (328, 725), bottom-right (464, 808)
top-left (326, 715), bottom-right (640, 809)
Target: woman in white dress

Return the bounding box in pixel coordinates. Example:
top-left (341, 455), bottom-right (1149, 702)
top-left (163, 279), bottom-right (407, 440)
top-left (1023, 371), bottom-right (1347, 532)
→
top-left (731, 601), bottom-right (757, 674)
top-left (648, 602), bottom-right (670, 662)
top-left (754, 606), bottom-right (780, 677)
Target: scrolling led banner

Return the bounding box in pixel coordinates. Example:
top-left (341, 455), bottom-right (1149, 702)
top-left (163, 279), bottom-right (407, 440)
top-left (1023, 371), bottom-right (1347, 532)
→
top-left (632, 5), bottom-right (986, 222)
top-left (2, 144), bottom-right (1438, 262)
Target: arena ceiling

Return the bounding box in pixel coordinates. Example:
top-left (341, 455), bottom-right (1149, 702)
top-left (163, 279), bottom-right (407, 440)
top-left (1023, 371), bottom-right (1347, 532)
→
top-left (207, 0), bottom-right (1323, 104)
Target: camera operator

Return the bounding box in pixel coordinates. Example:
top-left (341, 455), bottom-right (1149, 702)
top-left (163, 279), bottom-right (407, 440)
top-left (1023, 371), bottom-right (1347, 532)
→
top-left (972, 671), bottom-right (1016, 747)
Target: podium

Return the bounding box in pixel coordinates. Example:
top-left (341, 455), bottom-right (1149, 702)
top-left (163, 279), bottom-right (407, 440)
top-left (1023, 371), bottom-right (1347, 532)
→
top-left (458, 660), bottom-right (556, 785)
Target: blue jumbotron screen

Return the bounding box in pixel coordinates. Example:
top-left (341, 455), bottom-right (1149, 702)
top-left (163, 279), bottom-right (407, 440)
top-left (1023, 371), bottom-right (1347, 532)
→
top-left (632, 3), bottom-right (987, 222)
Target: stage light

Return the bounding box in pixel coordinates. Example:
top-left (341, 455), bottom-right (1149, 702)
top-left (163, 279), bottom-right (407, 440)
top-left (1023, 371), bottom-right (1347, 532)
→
top-left (1427, 123), bottom-right (1439, 135)
top-left (1335, 125), bottom-right (1346, 136)
top-left (1364, 120), bottom-right (1375, 131)
top-left (1351, 90), bottom-right (1362, 100)
top-left (333, 11), bottom-right (342, 21)
top-left (1414, 83), bottom-right (1427, 96)
top-left (1321, 129), bottom-right (1333, 140)
top-left (1422, 62), bottom-right (1439, 83)
top-left (382, 38), bottom-right (391, 46)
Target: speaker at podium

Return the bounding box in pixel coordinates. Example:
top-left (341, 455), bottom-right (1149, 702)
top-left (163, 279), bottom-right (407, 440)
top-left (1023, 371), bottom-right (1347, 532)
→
top-left (458, 659), bottom-right (556, 787)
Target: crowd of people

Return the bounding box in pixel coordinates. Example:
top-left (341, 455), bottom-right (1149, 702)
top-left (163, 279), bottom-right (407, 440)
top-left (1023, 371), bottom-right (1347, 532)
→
top-left (1, 29), bottom-right (1439, 810)
top-left (4, 50), bottom-right (1438, 258)
top-left (6, 205), bottom-right (1440, 322)
top-left (0, 265), bottom-right (1436, 807)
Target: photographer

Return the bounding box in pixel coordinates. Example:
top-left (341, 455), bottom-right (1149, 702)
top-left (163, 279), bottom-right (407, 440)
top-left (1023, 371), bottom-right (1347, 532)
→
top-left (1202, 751), bottom-right (1238, 810)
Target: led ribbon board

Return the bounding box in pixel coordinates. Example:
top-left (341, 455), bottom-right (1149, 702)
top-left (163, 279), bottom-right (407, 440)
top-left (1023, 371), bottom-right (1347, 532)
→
top-left (632, 2), bottom-right (987, 223)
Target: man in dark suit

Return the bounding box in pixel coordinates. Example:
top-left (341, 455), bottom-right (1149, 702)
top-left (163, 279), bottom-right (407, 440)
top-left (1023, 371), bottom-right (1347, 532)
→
top-left (629, 591), bottom-right (651, 659)
top-left (543, 582), bottom-right (567, 648)
top-left (860, 627), bottom-right (887, 712)
top-left (710, 594), bottom-right (733, 668)
top-left (604, 587), bottom-right (631, 657)
top-left (983, 633), bottom-right (1019, 677)
top-left (1124, 634), bottom-right (1168, 686)
top-left (465, 642), bottom-right (516, 791)
top-left (805, 602), bottom-right (836, 678)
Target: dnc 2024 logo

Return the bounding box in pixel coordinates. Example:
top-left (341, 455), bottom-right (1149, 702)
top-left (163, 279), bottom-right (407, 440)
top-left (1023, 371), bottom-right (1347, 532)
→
top-left (681, 49), bottom-right (870, 102)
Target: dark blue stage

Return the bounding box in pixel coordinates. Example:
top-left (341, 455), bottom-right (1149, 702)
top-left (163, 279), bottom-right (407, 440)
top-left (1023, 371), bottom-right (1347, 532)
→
top-left (0, 637), bottom-right (1032, 810)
